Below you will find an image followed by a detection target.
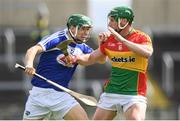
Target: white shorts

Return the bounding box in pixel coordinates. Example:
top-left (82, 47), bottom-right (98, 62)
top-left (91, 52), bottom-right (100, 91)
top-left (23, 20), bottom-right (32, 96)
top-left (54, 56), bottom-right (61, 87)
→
top-left (97, 92), bottom-right (147, 112)
top-left (23, 86), bottom-right (79, 120)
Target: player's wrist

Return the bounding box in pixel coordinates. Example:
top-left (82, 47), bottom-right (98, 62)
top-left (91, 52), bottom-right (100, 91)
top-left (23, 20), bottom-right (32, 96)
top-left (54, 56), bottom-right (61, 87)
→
top-left (25, 64), bottom-right (33, 68)
top-left (72, 55), bottom-right (78, 64)
top-left (120, 38), bottom-right (126, 43)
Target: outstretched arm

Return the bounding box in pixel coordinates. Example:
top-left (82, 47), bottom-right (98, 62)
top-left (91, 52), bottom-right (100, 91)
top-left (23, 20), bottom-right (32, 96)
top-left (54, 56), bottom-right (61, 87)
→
top-left (24, 44), bottom-right (43, 75)
top-left (76, 48), bottom-right (106, 66)
top-left (108, 27), bottom-right (153, 58)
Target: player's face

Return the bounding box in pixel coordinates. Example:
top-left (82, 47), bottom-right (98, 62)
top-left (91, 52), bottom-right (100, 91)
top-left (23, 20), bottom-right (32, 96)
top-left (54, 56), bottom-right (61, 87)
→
top-left (108, 16), bottom-right (128, 31)
top-left (119, 18), bottom-right (129, 27)
top-left (108, 17), bottom-right (118, 30)
top-left (76, 26), bottom-right (92, 41)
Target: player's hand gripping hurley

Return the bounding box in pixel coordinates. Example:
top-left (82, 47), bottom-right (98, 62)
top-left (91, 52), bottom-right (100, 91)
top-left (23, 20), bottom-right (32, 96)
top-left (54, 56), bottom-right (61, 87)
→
top-left (15, 63), bottom-right (97, 106)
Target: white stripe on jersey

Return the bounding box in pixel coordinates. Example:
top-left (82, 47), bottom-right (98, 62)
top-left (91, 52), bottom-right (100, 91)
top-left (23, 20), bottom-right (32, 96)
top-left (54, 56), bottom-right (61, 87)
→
top-left (40, 29), bottom-right (67, 46)
top-left (45, 47), bottom-right (60, 52)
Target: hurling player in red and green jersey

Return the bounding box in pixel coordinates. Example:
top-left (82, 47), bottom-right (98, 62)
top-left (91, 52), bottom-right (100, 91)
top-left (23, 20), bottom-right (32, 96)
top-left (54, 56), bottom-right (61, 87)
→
top-left (72, 6), bottom-right (153, 120)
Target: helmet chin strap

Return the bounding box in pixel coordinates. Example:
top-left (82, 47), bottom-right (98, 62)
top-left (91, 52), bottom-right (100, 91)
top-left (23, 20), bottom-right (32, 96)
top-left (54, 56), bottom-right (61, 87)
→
top-left (69, 26), bottom-right (84, 44)
top-left (113, 18), bottom-right (128, 33)
top-left (118, 18), bottom-right (129, 30)
top-left (68, 26), bottom-right (77, 39)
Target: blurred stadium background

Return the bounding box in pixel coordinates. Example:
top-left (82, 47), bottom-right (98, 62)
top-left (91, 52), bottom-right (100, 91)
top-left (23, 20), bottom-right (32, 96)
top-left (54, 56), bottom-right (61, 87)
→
top-left (0, 0), bottom-right (180, 119)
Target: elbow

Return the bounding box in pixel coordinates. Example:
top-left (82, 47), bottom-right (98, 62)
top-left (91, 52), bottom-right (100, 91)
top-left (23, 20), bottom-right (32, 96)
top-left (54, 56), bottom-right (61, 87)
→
top-left (144, 49), bottom-right (153, 58)
top-left (98, 60), bottom-right (106, 64)
top-left (97, 57), bottom-right (107, 64)
top-left (27, 45), bottom-right (42, 55)
top-left (144, 53), bottom-right (151, 58)
top-left (26, 48), bottom-right (33, 54)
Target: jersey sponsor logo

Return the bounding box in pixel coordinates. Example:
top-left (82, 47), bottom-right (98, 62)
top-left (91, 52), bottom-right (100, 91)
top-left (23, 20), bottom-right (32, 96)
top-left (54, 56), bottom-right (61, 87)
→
top-left (111, 56), bottom-right (135, 62)
top-left (56, 54), bottom-right (67, 66)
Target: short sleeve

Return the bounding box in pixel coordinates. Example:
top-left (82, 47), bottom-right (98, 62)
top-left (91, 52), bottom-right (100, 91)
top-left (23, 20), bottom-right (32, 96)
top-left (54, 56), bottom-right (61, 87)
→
top-left (82, 44), bottom-right (93, 54)
top-left (38, 31), bottom-right (68, 51)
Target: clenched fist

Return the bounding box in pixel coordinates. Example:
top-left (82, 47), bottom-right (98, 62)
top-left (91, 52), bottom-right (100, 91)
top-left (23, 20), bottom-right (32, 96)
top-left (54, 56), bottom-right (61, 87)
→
top-left (25, 66), bottom-right (36, 75)
top-left (98, 31), bottom-right (111, 45)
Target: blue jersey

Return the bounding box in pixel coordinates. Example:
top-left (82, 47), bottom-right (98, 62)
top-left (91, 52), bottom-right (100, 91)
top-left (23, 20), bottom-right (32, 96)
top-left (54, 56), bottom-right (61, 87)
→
top-left (31, 29), bottom-right (93, 91)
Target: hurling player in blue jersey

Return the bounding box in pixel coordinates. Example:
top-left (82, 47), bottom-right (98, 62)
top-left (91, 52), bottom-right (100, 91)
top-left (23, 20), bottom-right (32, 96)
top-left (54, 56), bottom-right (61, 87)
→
top-left (23, 14), bottom-right (93, 120)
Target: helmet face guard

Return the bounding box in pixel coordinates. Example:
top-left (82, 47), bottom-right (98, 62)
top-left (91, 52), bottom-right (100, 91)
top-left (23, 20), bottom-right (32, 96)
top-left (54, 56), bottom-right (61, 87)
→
top-left (108, 6), bottom-right (134, 30)
top-left (67, 14), bottom-right (92, 43)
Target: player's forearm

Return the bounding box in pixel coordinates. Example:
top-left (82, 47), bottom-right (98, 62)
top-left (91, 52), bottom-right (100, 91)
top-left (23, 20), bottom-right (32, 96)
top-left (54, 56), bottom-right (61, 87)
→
top-left (76, 49), bottom-right (107, 65)
top-left (108, 27), bottom-right (153, 58)
top-left (24, 45), bottom-right (42, 67)
top-left (122, 40), bottom-right (153, 58)
top-left (76, 54), bottom-right (96, 66)
top-left (24, 47), bottom-right (38, 67)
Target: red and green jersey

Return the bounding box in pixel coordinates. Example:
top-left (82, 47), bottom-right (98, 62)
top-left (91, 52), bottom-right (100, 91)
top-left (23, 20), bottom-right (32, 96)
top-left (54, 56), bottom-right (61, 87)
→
top-left (100, 30), bottom-right (152, 96)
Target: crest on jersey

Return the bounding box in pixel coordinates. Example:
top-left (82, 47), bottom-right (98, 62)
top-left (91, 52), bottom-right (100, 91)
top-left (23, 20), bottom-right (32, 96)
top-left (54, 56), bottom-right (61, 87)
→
top-left (56, 45), bottom-right (83, 67)
top-left (117, 42), bottom-right (123, 51)
top-left (56, 53), bottom-right (75, 67)
top-left (56, 54), bottom-right (67, 66)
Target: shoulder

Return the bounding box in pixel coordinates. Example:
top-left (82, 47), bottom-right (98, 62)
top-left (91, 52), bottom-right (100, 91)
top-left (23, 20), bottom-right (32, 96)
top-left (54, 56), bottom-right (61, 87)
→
top-left (135, 30), bottom-right (151, 38)
top-left (38, 29), bottom-right (69, 50)
top-left (76, 43), bottom-right (93, 53)
top-left (134, 30), bottom-right (151, 43)
top-left (76, 43), bottom-right (90, 49)
top-left (43, 29), bottom-right (69, 42)
top-left (52, 29), bottom-right (68, 39)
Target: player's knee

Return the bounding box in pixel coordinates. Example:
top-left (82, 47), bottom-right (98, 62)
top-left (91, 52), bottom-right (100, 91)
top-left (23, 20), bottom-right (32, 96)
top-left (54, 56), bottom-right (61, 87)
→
top-left (127, 113), bottom-right (145, 120)
top-left (127, 114), bottom-right (139, 120)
